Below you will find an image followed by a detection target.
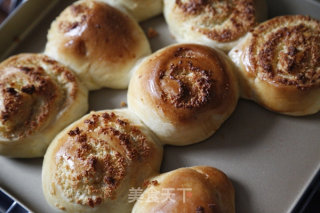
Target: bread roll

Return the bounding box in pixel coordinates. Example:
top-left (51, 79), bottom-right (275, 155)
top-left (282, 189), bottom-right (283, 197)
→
top-left (164, 0), bottom-right (267, 52)
top-left (132, 166), bottom-right (235, 213)
top-left (128, 43), bottom-right (239, 146)
top-left (0, 53), bottom-right (88, 158)
top-left (229, 15), bottom-right (320, 116)
top-left (42, 109), bottom-right (163, 212)
top-left (45, 0), bottom-right (151, 90)
top-left (103, 0), bottom-right (163, 22)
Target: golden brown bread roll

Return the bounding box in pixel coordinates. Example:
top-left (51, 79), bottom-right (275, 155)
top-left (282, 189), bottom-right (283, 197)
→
top-left (103, 0), bottom-right (163, 22)
top-left (128, 43), bottom-right (239, 146)
top-left (0, 53), bottom-right (88, 158)
top-left (164, 0), bottom-right (267, 52)
top-left (229, 15), bottom-right (320, 116)
top-left (45, 0), bottom-right (151, 90)
top-left (42, 109), bottom-right (163, 212)
top-left (132, 166), bottom-right (235, 213)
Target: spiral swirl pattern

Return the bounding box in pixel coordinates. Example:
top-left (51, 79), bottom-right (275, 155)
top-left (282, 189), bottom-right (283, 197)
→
top-left (245, 15), bottom-right (320, 89)
top-left (128, 44), bottom-right (238, 145)
top-left (147, 44), bottom-right (234, 122)
top-left (174, 0), bottom-right (256, 42)
top-left (164, 0), bottom-right (265, 52)
top-left (0, 54), bottom-right (78, 140)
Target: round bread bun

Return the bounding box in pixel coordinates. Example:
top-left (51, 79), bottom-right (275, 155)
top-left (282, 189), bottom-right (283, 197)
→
top-left (0, 53), bottom-right (88, 158)
top-left (127, 43), bottom-right (239, 146)
top-left (45, 0), bottom-right (151, 90)
top-left (132, 166), bottom-right (235, 213)
top-left (164, 0), bottom-right (267, 52)
top-left (42, 109), bottom-right (163, 212)
top-left (103, 0), bottom-right (163, 22)
top-left (229, 15), bottom-right (320, 116)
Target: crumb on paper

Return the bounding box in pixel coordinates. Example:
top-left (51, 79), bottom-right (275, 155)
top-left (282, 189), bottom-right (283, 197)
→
top-left (120, 101), bottom-right (127, 107)
top-left (147, 28), bottom-right (159, 39)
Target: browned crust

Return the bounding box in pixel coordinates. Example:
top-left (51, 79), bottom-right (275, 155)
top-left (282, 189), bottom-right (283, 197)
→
top-left (136, 166), bottom-right (235, 213)
top-left (54, 111), bottom-right (156, 207)
top-left (142, 44), bottom-right (235, 124)
top-left (247, 15), bottom-right (320, 89)
top-left (0, 54), bottom-right (78, 139)
top-left (56, 1), bottom-right (139, 62)
top-left (175, 0), bottom-right (257, 42)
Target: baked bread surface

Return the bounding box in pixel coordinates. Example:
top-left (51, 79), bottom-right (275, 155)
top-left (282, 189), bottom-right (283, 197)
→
top-left (42, 109), bottom-right (163, 212)
top-left (45, 0), bottom-right (151, 90)
top-left (229, 15), bottom-right (320, 115)
top-left (0, 53), bottom-right (88, 157)
top-left (132, 166), bottom-right (235, 213)
top-left (164, 0), bottom-right (267, 52)
top-left (128, 43), bottom-right (239, 145)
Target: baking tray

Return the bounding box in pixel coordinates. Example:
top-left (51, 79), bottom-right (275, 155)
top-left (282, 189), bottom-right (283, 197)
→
top-left (0, 187), bottom-right (31, 212)
top-left (0, 0), bottom-right (319, 212)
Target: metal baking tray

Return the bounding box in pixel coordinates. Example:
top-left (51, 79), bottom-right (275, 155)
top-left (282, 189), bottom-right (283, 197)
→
top-left (0, 187), bottom-right (31, 212)
top-left (0, 0), bottom-right (319, 212)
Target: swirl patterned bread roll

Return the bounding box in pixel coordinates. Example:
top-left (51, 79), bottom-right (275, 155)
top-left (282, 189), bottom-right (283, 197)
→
top-left (132, 166), bottom-right (235, 213)
top-left (45, 0), bottom-right (151, 90)
top-left (103, 0), bottom-right (163, 22)
top-left (42, 109), bottom-right (163, 212)
top-left (0, 53), bottom-right (88, 158)
top-left (128, 44), bottom-right (239, 145)
top-left (164, 0), bottom-right (267, 52)
top-left (229, 15), bottom-right (320, 116)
